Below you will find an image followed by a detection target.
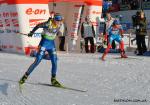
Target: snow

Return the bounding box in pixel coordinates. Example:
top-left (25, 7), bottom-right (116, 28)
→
top-left (0, 52), bottom-right (150, 105)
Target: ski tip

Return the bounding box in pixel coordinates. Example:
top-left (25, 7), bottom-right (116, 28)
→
top-left (18, 84), bottom-right (23, 93)
top-left (18, 81), bottom-right (23, 93)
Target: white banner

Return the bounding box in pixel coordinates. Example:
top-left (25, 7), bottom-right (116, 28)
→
top-left (0, 4), bottom-right (50, 54)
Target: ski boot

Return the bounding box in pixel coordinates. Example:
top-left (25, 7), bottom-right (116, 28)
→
top-left (51, 77), bottom-right (62, 87)
top-left (19, 74), bottom-right (28, 85)
top-left (101, 53), bottom-right (107, 61)
top-left (121, 54), bottom-right (128, 58)
top-left (120, 50), bottom-right (128, 58)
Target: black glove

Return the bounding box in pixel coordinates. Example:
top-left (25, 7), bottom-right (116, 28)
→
top-left (28, 32), bottom-right (33, 37)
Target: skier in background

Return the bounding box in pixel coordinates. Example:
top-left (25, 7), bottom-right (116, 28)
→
top-left (19, 13), bottom-right (63, 87)
top-left (101, 19), bottom-right (128, 60)
top-left (103, 12), bottom-right (116, 49)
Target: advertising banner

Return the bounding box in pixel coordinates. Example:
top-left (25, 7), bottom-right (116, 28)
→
top-left (0, 0), bottom-right (50, 54)
top-left (18, 4), bottom-right (50, 54)
top-left (0, 4), bottom-right (20, 53)
top-left (0, 0), bottom-right (103, 54)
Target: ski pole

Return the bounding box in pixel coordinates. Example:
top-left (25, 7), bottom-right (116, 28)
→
top-left (16, 32), bottom-right (28, 36)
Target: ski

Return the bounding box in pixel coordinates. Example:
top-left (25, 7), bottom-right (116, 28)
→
top-left (18, 82), bottom-right (87, 93)
top-left (18, 82), bottom-right (23, 93)
top-left (38, 83), bottom-right (87, 92)
top-left (113, 57), bottom-right (141, 60)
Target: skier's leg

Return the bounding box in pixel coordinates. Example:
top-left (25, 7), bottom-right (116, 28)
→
top-left (101, 43), bottom-right (111, 61)
top-left (19, 47), bottom-right (45, 84)
top-left (26, 48), bottom-right (45, 75)
top-left (101, 36), bottom-right (113, 60)
top-left (48, 48), bottom-right (57, 77)
top-left (48, 48), bottom-right (62, 87)
top-left (116, 37), bottom-right (127, 58)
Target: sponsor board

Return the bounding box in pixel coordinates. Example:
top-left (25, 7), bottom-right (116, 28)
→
top-left (1, 0), bottom-right (103, 53)
top-left (29, 19), bottom-right (46, 27)
top-left (0, 29), bottom-right (19, 34)
top-left (0, 12), bottom-right (19, 25)
top-left (0, 12), bottom-right (18, 18)
top-left (0, 4), bottom-right (49, 54)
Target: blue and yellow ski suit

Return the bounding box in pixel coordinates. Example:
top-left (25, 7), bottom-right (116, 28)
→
top-left (26, 19), bottom-right (60, 77)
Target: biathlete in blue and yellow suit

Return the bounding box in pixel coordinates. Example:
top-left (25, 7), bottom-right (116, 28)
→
top-left (101, 19), bottom-right (128, 61)
top-left (19, 13), bottom-right (63, 87)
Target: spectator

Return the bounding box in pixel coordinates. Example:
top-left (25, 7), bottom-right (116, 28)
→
top-left (134, 10), bottom-right (147, 55)
top-left (57, 18), bottom-right (67, 51)
top-left (81, 16), bottom-right (96, 53)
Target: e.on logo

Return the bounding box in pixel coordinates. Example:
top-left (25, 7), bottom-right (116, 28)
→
top-left (26, 8), bottom-right (46, 15)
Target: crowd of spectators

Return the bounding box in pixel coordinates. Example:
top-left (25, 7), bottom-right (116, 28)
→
top-left (120, 0), bottom-right (140, 10)
top-left (104, 0), bottom-right (150, 11)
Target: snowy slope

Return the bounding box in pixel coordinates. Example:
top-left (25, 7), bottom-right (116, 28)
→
top-left (0, 52), bottom-right (150, 105)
